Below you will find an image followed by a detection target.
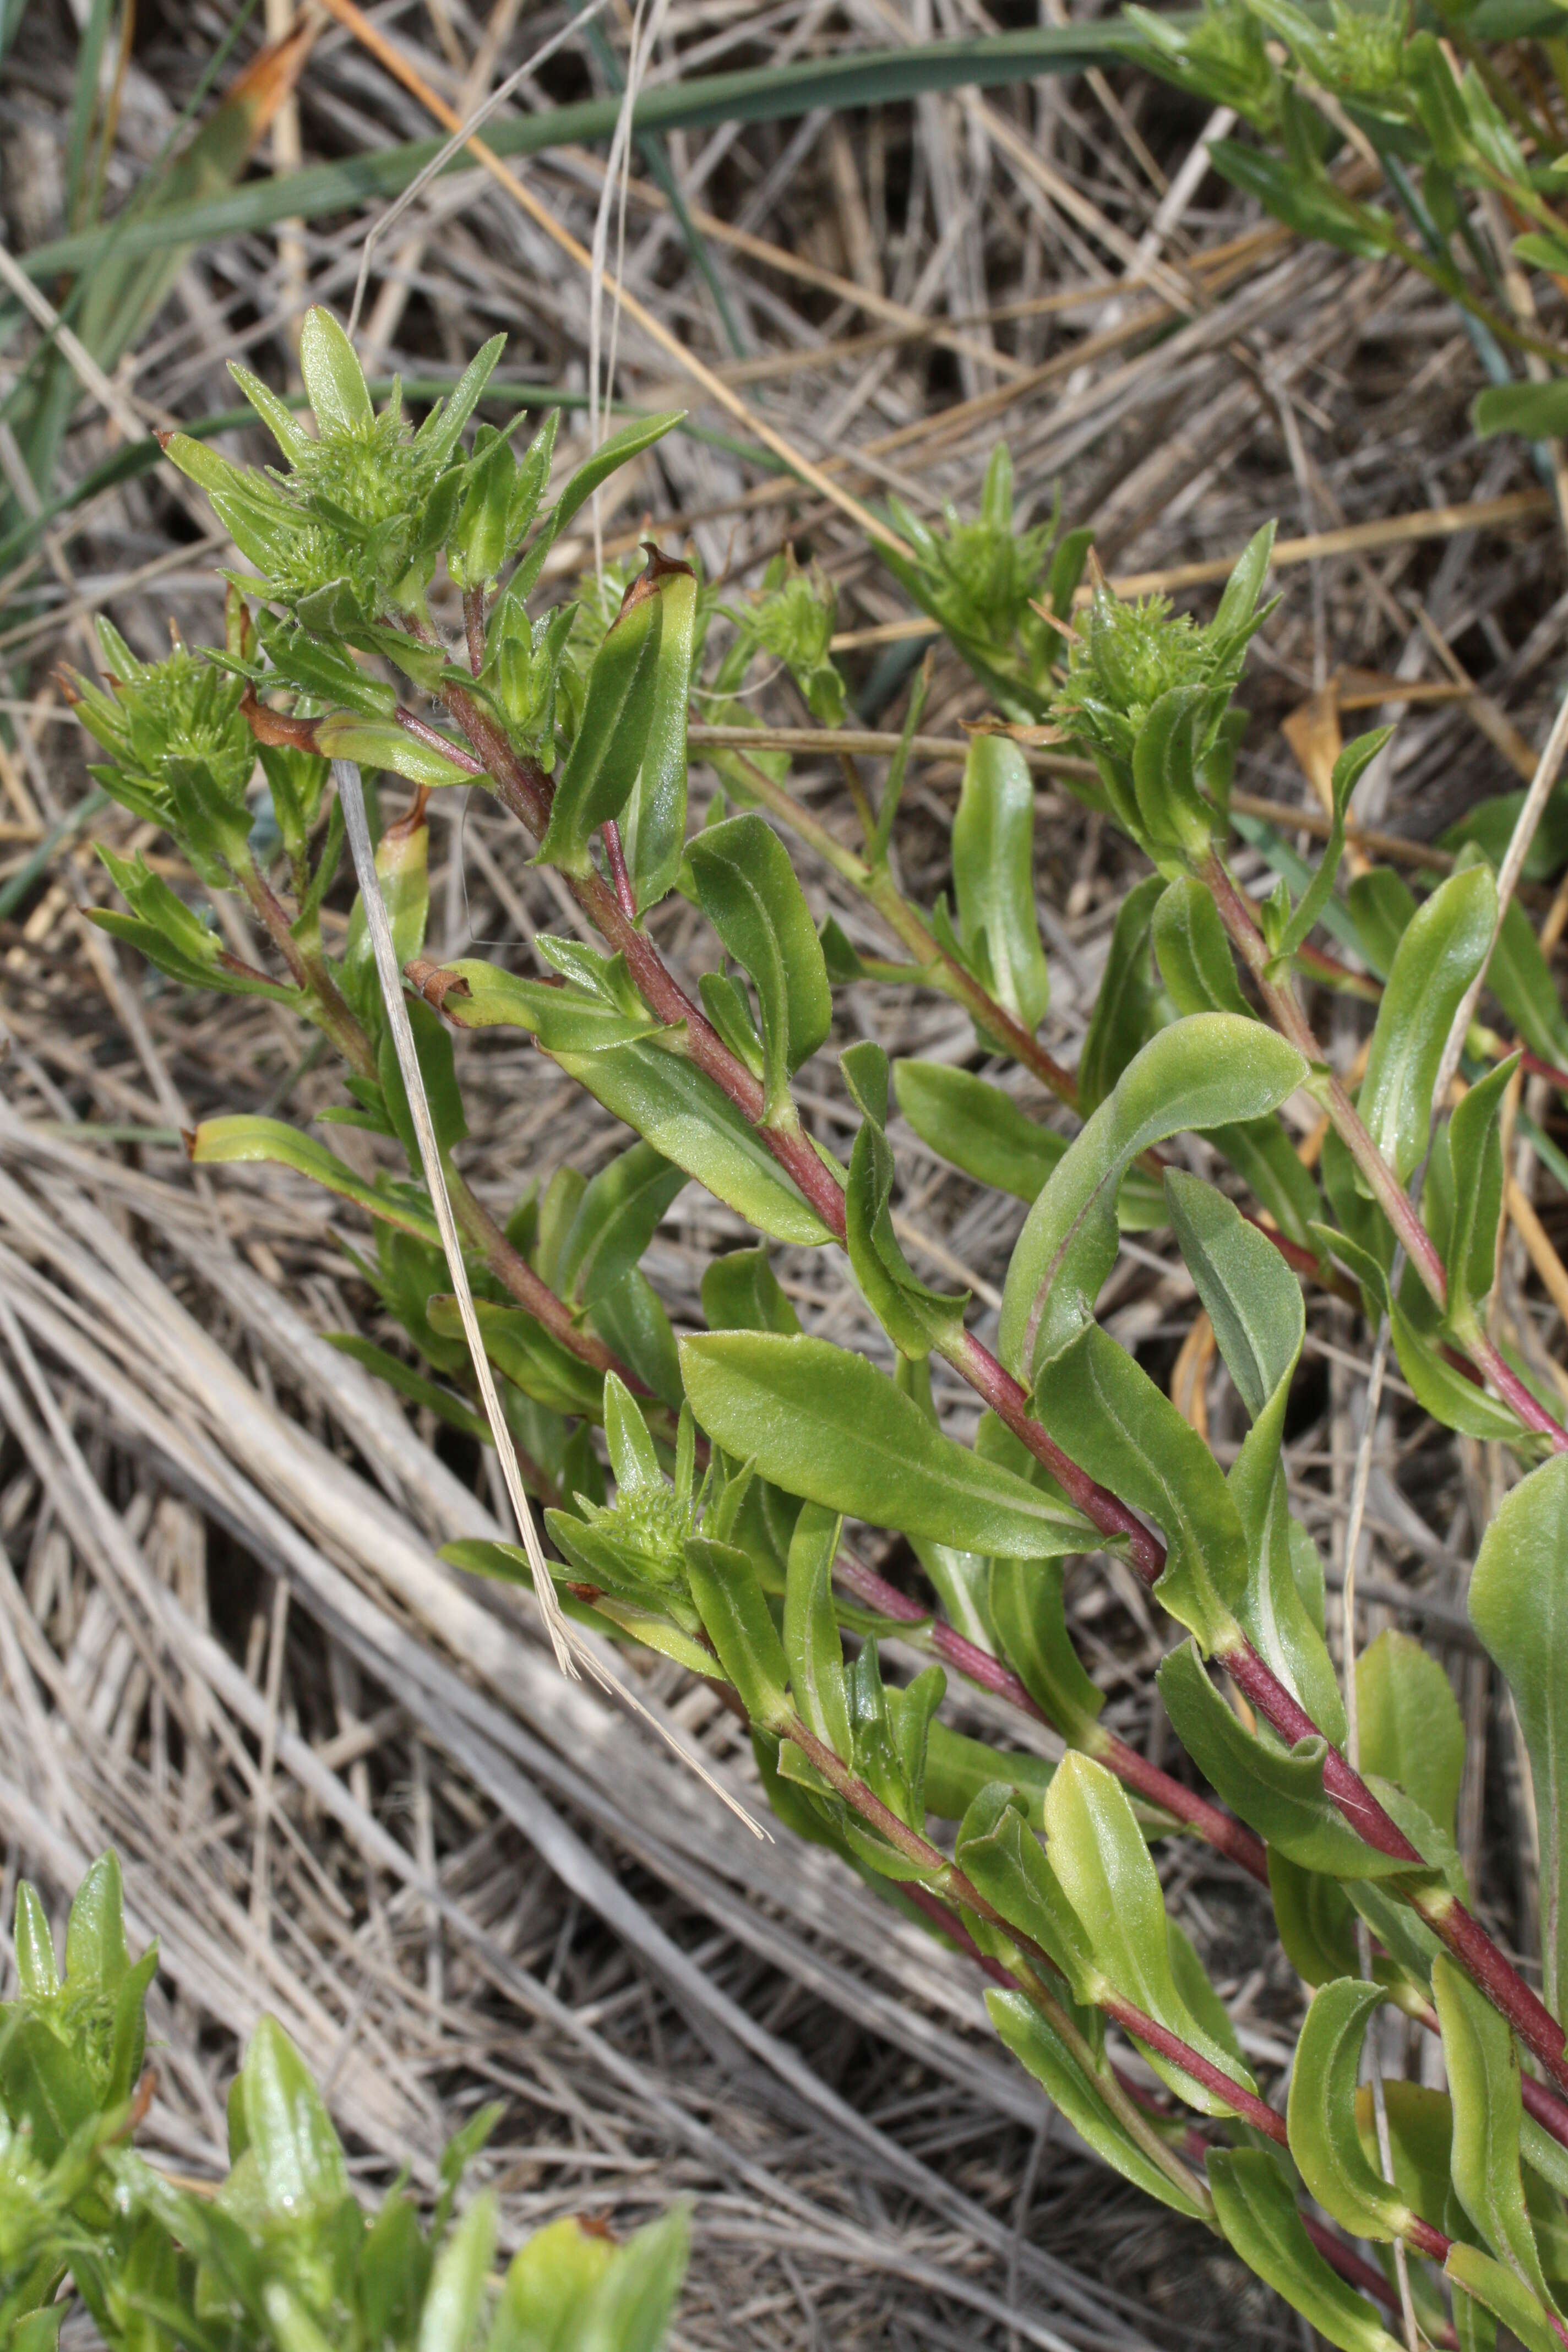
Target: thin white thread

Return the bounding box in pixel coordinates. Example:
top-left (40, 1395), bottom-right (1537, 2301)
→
top-left (334, 760), bottom-right (766, 1833)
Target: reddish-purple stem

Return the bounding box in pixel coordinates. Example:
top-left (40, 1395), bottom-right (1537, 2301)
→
top-left (603, 819), bottom-right (638, 919)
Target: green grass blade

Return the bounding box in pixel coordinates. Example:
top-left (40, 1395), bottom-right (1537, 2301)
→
top-left (6, 25), bottom-right (1155, 294)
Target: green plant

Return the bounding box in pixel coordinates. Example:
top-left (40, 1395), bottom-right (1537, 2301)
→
top-left (65, 308), bottom-right (1568, 2348)
top-left (0, 1852), bottom-right (689, 2351)
top-left (1115, 0), bottom-right (1568, 445)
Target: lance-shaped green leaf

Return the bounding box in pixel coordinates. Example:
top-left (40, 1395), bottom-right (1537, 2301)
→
top-left (999, 1015), bottom-right (1306, 1378)
top-left (1357, 863), bottom-right (1497, 1185)
top-left (241, 2015), bottom-right (351, 2219)
top-left (1033, 1326), bottom-right (1247, 1650)
top-left (419, 2193), bottom-right (496, 2352)
top-left (1446, 2242), bottom-right (1564, 2352)
top-left (1357, 1631), bottom-right (1464, 1841)
top-left (623, 562), bottom-right (698, 914)
top-left (951, 735), bottom-right (1050, 1032)
top-left (1269, 1852), bottom-right (1360, 1989)
top-left (1434, 1953), bottom-right (1558, 2310)
top-left (1166, 1170), bottom-right (1342, 1738)
top-left (313, 715), bottom-right (481, 791)
top-left (1348, 868), bottom-right (1418, 980)
top-left (1487, 897), bottom-right (1568, 1076)
top-left (92, 846), bottom-right (299, 1000)
top-left (843, 1052), bottom-right (967, 1358)
top-left (1469, 1450), bottom-right (1568, 2020)
top-left (1436, 1054), bottom-right (1515, 1335)
top-left (1131, 684), bottom-right (1225, 859)
top-left (439, 955), bottom-right (657, 1052)
top-left (555, 1140), bottom-right (687, 1308)
top-left (989, 1557), bottom-right (1104, 1745)
top-left (957, 1783), bottom-right (1097, 1997)
top-left (512, 411), bottom-right (685, 598)
top-left (297, 304), bottom-right (373, 438)
top-left (1287, 1980), bottom-right (1411, 2241)
top-left (784, 1502), bottom-right (851, 1760)
top-left (537, 586), bottom-right (663, 873)
top-left (892, 1059), bottom-right (1166, 1226)
top-left (1266, 728), bottom-right (1391, 967)
top-left (1389, 1296), bottom-right (1522, 1444)
top-left (1044, 1753), bottom-right (1259, 2114)
top-left (986, 1990), bottom-right (1212, 2220)
top-left (896, 1059), bottom-right (1066, 1200)
top-left (689, 812), bottom-right (831, 1120)
top-left (428, 1295), bottom-right (604, 1418)
top-left (1152, 877), bottom-right (1251, 1017)
top-left (683, 1536), bottom-right (790, 1730)
top-left (1079, 872), bottom-right (1162, 1114)
top-left (679, 1333), bottom-right (1099, 1559)
top-left (1208, 2152), bottom-right (1403, 2352)
top-left (189, 1117), bottom-right (442, 1245)
top-left (553, 1036), bottom-right (833, 1246)
top-left (1159, 1642), bottom-right (1411, 1877)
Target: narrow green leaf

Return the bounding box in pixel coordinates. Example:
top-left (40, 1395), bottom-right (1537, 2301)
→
top-left (1166, 1170), bottom-right (1341, 1735)
top-left (957, 1783), bottom-right (1098, 1995)
top-left (1268, 1852), bottom-right (1359, 1988)
top-left (1348, 868), bottom-right (1418, 980)
top-left (679, 1332), bottom-right (1099, 1559)
top-left (1475, 380), bottom-right (1568, 440)
top-left (553, 1037), bottom-right (833, 1246)
top-left (1358, 864), bottom-right (1497, 1184)
top-left (1158, 1642), bottom-right (1410, 1877)
top-left (1469, 1450), bottom-right (1568, 2020)
top-left (1152, 878), bottom-right (1250, 1017)
top-left (1442, 1055), bottom-right (1515, 1328)
top-left (1033, 1326), bottom-right (1248, 1650)
top-left (537, 589), bottom-right (664, 873)
top-left (241, 2016), bottom-right (351, 2219)
top-left (1044, 1754), bottom-right (1258, 2113)
top-left (313, 715), bottom-right (479, 791)
top-left (623, 564), bottom-right (698, 913)
top-left (1485, 898), bottom-right (1568, 1076)
top-left (951, 736), bottom-right (1050, 1032)
top-left (438, 958), bottom-right (657, 1052)
top-left (895, 1059), bottom-right (1066, 1200)
top-left (689, 812), bottom-right (831, 1118)
top-left (784, 1502), bottom-right (851, 1759)
top-left (298, 306), bottom-right (373, 438)
top-left (1271, 728), bottom-right (1391, 964)
top-left (683, 1536), bottom-right (789, 1729)
top-left (188, 1117), bottom-right (442, 1244)
top-left (556, 1140), bottom-right (687, 1307)
top-left (985, 1990), bottom-right (1211, 2219)
top-left (924, 1724), bottom-right (1053, 1827)
top-left (1357, 1631), bottom-right (1464, 1842)
top-left (1077, 872), bottom-right (1162, 1115)
top-left (988, 1557), bottom-right (1104, 1743)
top-left (1446, 2242), bottom-right (1564, 2352)
top-left (1287, 1980), bottom-right (1411, 2241)
top-left (892, 1058), bottom-right (1167, 1226)
top-left (998, 1015), bottom-right (1306, 1379)
top-left (13, 1883), bottom-right (58, 2001)
top-left (1434, 1953), bottom-right (1557, 2309)
top-left (417, 2194), bottom-right (496, 2352)
top-left (1208, 2151), bottom-right (1403, 2352)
